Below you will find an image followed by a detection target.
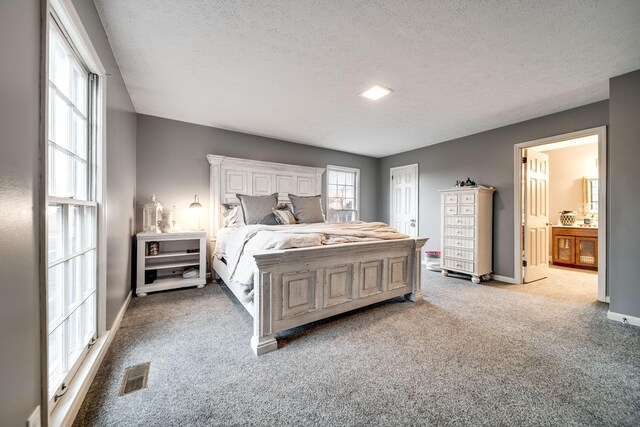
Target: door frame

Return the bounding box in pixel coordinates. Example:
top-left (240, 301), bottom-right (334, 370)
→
top-left (513, 126), bottom-right (607, 302)
top-left (390, 163), bottom-right (419, 236)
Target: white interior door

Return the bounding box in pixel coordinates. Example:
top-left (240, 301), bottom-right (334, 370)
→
top-left (390, 164), bottom-right (418, 237)
top-left (523, 149), bottom-right (550, 282)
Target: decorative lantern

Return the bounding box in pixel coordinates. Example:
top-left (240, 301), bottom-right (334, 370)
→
top-left (143, 194), bottom-right (163, 233)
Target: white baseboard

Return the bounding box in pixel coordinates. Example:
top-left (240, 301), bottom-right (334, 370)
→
top-left (607, 310), bottom-right (640, 327)
top-left (52, 291), bottom-right (132, 427)
top-left (490, 274), bottom-right (518, 284)
top-left (27, 405), bottom-right (41, 427)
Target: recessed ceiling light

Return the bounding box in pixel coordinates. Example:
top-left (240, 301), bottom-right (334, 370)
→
top-left (360, 84), bottom-right (393, 101)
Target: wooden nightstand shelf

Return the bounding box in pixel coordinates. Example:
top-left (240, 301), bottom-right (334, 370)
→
top-left (136, 231), bottom-right (207, 296)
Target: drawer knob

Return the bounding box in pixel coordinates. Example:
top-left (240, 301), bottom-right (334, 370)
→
top-left (457, 252), bottom-right (461, 256)
top-left (457, 264), bottom-right (462, 268)
top-left (456, 220), bottom-right (461, 223)
top-left (457, 242), bottom-right (461, 245)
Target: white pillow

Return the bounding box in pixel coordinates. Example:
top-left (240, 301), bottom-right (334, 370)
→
top-left (221, 204), bottom-right (245, 227)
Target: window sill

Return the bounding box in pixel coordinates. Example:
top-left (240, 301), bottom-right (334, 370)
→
top-left (50, 333), bottom-right (109, 427)
top-left (50, 291), bottom-right (131, 426)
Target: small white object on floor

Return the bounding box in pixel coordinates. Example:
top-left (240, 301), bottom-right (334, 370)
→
top-left (183, 268), bottom-right (199, 279)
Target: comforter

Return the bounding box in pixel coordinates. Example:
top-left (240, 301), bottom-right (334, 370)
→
top-left (215, 222), bottom-right (409, 297)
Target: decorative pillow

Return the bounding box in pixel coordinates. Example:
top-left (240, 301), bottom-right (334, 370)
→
top-left (236, 193), bottom-right (278, 225)
top-left (221, 204), bottom-right (245, 226)
top-left (257, 212), bottom-right (280, 225)
top-left (273, 208), bottom-right (297, 225)
top-left (288, 194), bottom-right (326, 224)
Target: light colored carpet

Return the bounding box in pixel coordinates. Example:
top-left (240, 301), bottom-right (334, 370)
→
top-left (74, 268), bottom-right (640, 426)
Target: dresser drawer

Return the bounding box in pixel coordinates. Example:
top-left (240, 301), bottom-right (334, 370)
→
top-left (444, 227), bottom-right (475, 238)
top-left (444, 237), bottom-right (475, 250)
top-left (461, 193), bottom-right (475, 204)
top-left (444, 205), bottom-right (458, 215)
top-left (444, 216), bottom-right (475, 227)
top-left (459, 205), bottom-right (475, 215)
top-left (444, 194), bottom-right (458, 204)
top-left (442, 257), bottom-right (474, 273)
top-left (444, 248), bottom-right (474, 261)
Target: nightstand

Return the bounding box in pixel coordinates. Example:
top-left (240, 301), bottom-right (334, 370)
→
top-left (136, 231), bottom-right (207, 296)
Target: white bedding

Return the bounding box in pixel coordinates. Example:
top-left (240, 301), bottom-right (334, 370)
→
top-left (215, 222), bottom-right (409, 289)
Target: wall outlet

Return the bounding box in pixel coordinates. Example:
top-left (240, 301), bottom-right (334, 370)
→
top-left (27, 406), bottom-right (41, 427)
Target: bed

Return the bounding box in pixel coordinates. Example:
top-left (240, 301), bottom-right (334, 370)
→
top-left (207, 155), bottom-right (428, 355)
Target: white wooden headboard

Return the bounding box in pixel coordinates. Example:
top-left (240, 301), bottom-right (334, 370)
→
top-left (207, 155), bottom-right (325, 238)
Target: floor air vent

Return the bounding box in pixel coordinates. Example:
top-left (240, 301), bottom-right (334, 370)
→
top-left (119, 362), bottom-right (150, 396)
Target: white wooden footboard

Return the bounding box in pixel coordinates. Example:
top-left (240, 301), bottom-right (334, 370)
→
top-left (249, 237), bottom-right (427, 355)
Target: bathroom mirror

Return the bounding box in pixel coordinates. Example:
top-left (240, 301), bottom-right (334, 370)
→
top-left (582, 177), bottom-right (598, 212)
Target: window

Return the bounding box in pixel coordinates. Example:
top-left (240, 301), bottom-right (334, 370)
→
top-left (326, 165), bottom-right (360, 222)
top-left (47, 17), bottom-right (98, 408)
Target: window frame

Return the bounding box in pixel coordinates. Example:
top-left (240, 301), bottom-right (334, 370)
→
top-left (42, 0), bottom-right (108, 422)
top-left (47, 12), bottom-right (99, 411)
top-left (325, 165), bottom-right (361, 222)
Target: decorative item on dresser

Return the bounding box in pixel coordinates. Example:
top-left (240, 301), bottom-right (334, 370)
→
top-left (136, 231), bottom-right (207, 296)
top-left (551, 226), bottom-right (598, 270)
top-left (439, 186), bottom-right (495, 284)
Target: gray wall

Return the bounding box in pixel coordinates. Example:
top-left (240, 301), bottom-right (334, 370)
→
top-left (609, 69), bottom-right (640, 319)
top-left (378, 101), bottom-right (609, 278)
top-left (136, 114), bottom-right (378, 236)
top-left (0, 1), bottom-right (42, 424)
top-left (72, 0), bottom-right (137, 328)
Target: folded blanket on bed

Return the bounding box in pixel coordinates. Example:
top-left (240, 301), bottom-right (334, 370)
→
top-left (216, 222), bottom-right (409, 287)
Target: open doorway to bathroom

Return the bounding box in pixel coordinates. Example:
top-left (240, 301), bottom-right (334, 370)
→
top-left (514, 127), bottom-right (607, 303)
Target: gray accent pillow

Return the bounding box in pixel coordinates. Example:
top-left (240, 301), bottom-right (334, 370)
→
top-left (236, 193), bottom-right (278, 225)
top-left (288, 194), bottom-right (326, 224)
top-left (257, 212), bottom-right (280, 225)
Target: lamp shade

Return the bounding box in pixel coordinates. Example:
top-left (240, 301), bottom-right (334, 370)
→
top-left (189, 194), bottom-right (203, 230)
top-left (189, 194), bottom-right (202, 209)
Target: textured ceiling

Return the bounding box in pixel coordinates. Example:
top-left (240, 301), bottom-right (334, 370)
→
top-left (94, 0), bottom-right (640, 157)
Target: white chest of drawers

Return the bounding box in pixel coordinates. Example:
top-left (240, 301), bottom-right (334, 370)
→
top-left (439, 186), bottom-right (494, 284)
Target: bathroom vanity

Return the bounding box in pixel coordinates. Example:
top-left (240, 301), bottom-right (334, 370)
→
top-left (551, 226), bottom-right (598, 270)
